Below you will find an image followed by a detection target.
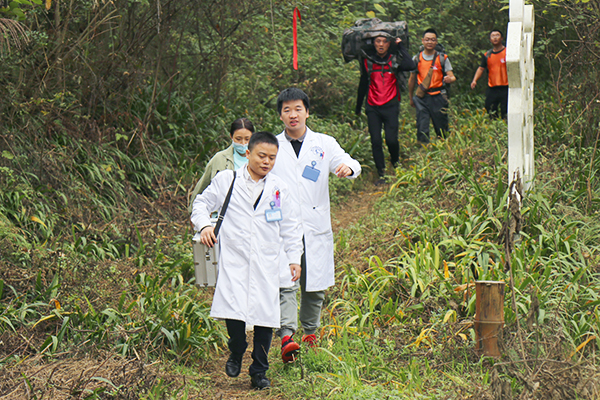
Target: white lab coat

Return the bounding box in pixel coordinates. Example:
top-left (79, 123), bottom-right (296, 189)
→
top-left (190, 167), bottom-right (303, 328)
top-left (271, 127), bottom-right (362, 291)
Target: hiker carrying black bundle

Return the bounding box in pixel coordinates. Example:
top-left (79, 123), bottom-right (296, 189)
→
top-left (408, 28), bottom-right (457, 145)
top-left (353, 28), bottom-right (415, 184)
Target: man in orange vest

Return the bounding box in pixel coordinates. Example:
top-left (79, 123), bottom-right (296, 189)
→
top-left (408, 29), bottom-right (456, 145)
top-left (470, 30), bottom-right (508, 119)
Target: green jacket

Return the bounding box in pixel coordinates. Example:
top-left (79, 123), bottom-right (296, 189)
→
top-left (188, 145), bottom-right (235, 212)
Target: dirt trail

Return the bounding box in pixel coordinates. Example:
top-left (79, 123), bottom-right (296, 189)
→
top-left (331, 187), bottom-right (385, 232)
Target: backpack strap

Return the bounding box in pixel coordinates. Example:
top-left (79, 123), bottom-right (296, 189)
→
top-left (213, 170), bottom-right (236, 237)
top-left (424, 51), bottom-right (448, 93)
top-left (439, 52), bottom-right (447, 76)
top-left (365, 54), bottom-right (392, 75)
top-left (366, 58), bottom-right (374, 74)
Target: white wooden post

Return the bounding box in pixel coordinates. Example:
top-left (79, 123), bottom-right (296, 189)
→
top-left (506, 0), bottom-right (535, 192)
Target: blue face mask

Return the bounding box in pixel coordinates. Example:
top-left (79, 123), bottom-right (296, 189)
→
top-left (233, 142), bottom-right (248, 156)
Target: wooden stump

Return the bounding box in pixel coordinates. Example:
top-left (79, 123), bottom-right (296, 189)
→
top-left (474, 281), bottom-right (505, 357)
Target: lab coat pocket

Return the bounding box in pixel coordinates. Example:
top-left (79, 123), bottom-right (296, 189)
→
top-left (261, 241), bottom-right (279, 254)
top-left (260, 241), bottom-right (280, 264)
top-left (310, 229), bottom-right (333, 255)
top-left (221, 228), bottom-right (249, 263)
top-left (304, 229), bottom-right (334, 290)
top-left (304, 205), bottom-right (331, 233)
top-left (258, 241), bottom-right (281, 290)
top-left (306, 228), bottom-right (332, 266)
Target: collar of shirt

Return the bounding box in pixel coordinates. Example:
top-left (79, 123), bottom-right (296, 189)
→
top-left (243, 165), bottom-right (266, 204)
top-left (372, 53), bottom-right (391, 63)
top-left (420, 52), bottom-right (437, 61)
top-left (284, 130), bottom-right (307, 143)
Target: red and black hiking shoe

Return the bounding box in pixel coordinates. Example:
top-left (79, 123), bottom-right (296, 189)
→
top-left (281, 335), bottom-right (300, 363)
top-left (302, 333), bottom-right (317, 348)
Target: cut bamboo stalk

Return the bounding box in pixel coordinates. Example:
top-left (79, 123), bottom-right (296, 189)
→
top-left (474, 281), bottom-right (505, 357)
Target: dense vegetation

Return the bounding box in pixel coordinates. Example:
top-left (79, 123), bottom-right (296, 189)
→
top-left (1, 0), bottom-right (599, 398)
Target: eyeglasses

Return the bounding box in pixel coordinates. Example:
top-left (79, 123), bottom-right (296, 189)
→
top-left (423, 38), bottom-right (437, 43)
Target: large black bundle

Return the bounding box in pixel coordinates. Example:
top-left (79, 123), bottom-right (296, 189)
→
top-left (341, 18), bottom-right (409, 63)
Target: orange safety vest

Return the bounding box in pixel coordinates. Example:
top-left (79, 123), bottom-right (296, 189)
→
top-left (485, 48), bottom-right (508, 87)
top-left (417, 52), bottom-right (445, 96)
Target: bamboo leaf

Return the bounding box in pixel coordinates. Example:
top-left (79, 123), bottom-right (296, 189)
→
top-left (30, 215), bottom-right (47, 228)
top-left (443, 310), bottom-right (456, 324)
top-left (373, 3), bottom-right (386, 14)
top-left (569, 335), bottom-right (597, 358)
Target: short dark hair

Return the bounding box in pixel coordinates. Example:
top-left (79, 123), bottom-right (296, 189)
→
top-left (229, 117), bottom-right (255, 137)
top-left (489, 29), bottom-right (503, 38)
top-left (423, 28), bottom-right (438, 38)
top-left (277, 88), bottom-right (310, 115)
top-left (248, 131), bottom-right (279, 152)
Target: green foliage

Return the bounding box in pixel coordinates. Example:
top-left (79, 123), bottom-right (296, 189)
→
top-left (1, 264), bottom-right (224, 364)
top-left (0, 0), bottom-right (42, 21)
top-left (273, 330), bottom-right (476, 398)
top-left (1, 0), bottom-right (600, 397)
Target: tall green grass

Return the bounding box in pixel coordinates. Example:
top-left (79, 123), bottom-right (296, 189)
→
top-left (314, 96), bottom-right (600, 398)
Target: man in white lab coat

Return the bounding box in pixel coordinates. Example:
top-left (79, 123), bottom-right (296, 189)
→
top-left (271, 88), bottom-right (362, 362)
top-left (191, 131), bottom-right (303, 390)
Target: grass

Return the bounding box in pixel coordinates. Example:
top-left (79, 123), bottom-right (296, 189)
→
top-left (1, 93), bottom-right (600, 398)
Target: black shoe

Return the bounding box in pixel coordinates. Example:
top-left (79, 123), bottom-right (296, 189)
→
top-left (225, 354), bottom-right (242, 377)
top-left (374, 177), bottom-right (386, 186)
top-left (250, 373), bottom-right (271, 390)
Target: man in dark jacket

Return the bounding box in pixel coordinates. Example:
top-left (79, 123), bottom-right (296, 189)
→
top-left (356, 35), bottom-right (416, 184)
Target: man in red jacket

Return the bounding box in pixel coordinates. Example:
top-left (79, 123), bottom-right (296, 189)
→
top-left (470, 29), bottom-right (508, 119)
top-left (356, 34), bottom-right (416, 184)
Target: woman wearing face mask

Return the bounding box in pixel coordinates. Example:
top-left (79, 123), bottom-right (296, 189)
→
top-left (188, 118), bottom-right (254, 212)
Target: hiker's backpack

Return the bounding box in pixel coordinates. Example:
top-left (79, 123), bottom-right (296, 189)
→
top-left (342, 18), bottom-right (410, 63)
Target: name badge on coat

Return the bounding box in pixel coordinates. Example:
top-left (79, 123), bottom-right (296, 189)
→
top-left (265, 201), bottom-right (282, 222)
top-left (302, 161), bottom-right (320, 182)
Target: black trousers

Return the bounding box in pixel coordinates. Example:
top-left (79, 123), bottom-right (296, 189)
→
top-left (413, 93), bottom-right (449, 143)
top-left (225, 319), bottom-right (272, 376)
top-left (485, 86), bottom-right (508, 120)
top-left (365, 100), bottom-right (400, 177)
